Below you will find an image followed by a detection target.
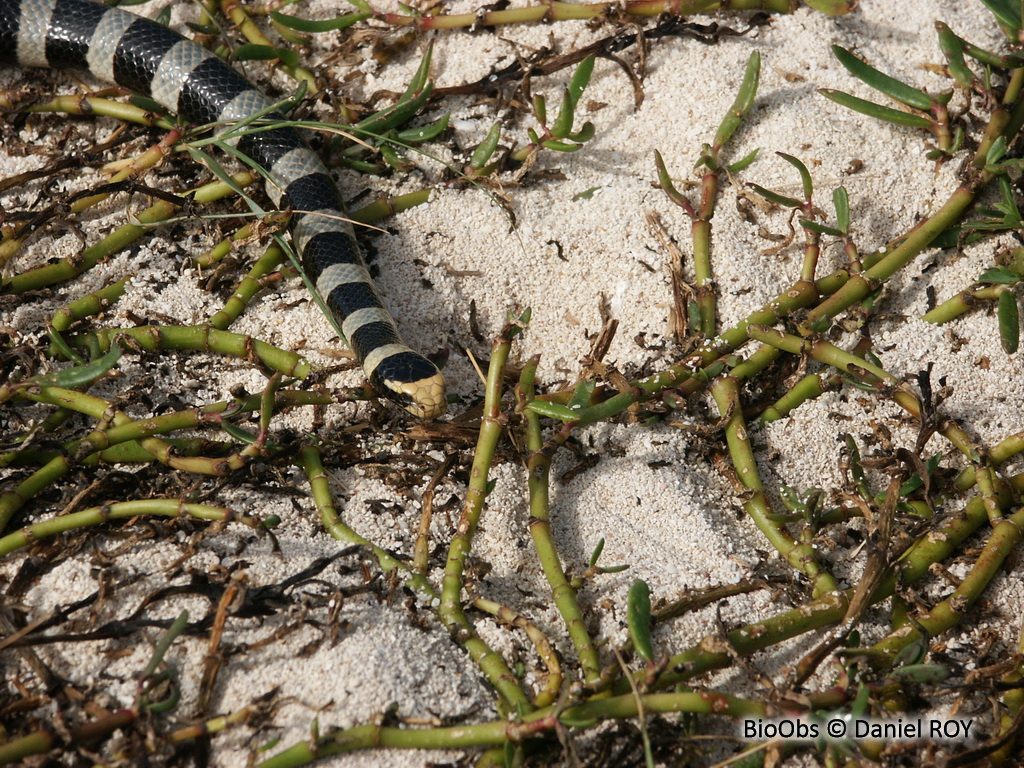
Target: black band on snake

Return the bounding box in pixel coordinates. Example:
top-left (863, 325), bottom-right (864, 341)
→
top-left (0, 0), bottom-right (447, 419)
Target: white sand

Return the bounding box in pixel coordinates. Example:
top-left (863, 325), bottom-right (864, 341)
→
top-left (2, 0), bottom-right (1022, 765)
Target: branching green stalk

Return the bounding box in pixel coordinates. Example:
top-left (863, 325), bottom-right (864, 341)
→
top-left (954, 429), bottom-right (1024, 492)
top-left (168, 703), bottom-right (266, 743)
top-left (0, 92), bottom-right (174, 130)
top-left (752, 336), bottom-right (876, 427)
top-left (50, 277), bottom-right (132, 332)
top-left (350, 190), bottom-right (433, 225)
top-left (3, 172), bottom-right (256, 293)
top-left (255, 688), bottom-right (767, 767)
top-left (806, 173), bottom-right (991, 327)
top-left (0, 710), bottom-right (137, 765)
top-left (2, 389), bottom-right (336, 468)
top-left (55, 325), bottom-right (310, 378)
top-left (640, 481), bottom-right (1016, 692)
top-left (439, 324), bottom-right (532, 713)
top-left (0, 385), bottom-right (333, 529)
top-left (520, 357), bottom-right (602, 684)
top-left (208, 244), bottom-right (287, 330)
top-left (255, 718), bottom-right (556, 768)
top-left (991, 620), bottom-right (1024, 763)
top-left (755, 370), bottom-right (843, 425)
top-left (473, 597), bottom-right (563, 708)
top-left (0, 130), bottom-right (181, 268)
top-left (298, 445), bottom-right (436, 599)
top-left (745, 326), bottom-right (983, 463)
top-left (698, 51), bottom-right (759, 333)
top-left (866, 504), bottom-right (1024, 669)
top-left (220, 0), bottom-right (317, 93)
top-left (3, 438), bottom-right (231, 468)
top-left (710, 375), bottom-right (838, 598)
top-left (0, 500), bottom-right (252, 557)
top-left (922, 283), bottom-right (1014, 323)
top-left (195, 222), bottom-right (258, 269)
top-left (541, 278), bottom-right (823, 419)
top-left (372, 0), bottom-right (848, 31)
top-left (653, 52), bottom-right (760, 337)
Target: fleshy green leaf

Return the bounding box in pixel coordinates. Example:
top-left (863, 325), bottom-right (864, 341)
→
top-left (469, 122), bottom-right (502, 170)
top-left (627, 579), bottom-right (654, 663)
top-left (654, 150), bottom-right (692, 214)
top-left (184, 22), bottom-right (221, 35)
top-left (567, 55), bottom-right (596, 110)
top-left (714, 50), bottom-right (760, 149)
top-left (979, 267), bottom-right (1022, 284)
top-left (396, 113), bottom-right (450, 143)
top-left (936, 23), bottom-right (977, 88)
top-left (572, 186), bottom-right (602, 201)
top-left (525, 401), bottom-right (582, 422)
top-left (542, 139), bottom-right (584, 153)
top-left (800, 219), bottom-right (844, 237)
top-left (533, 95), bottom-right (548, 127)
top-left (550, 90), bottom-right (575, 140)
top-left (998, 288), bottom-right (1020, 353)
top-left (987, 136), bottom-right (1008, 166)
top-left (379, 141), bottom-right (413, 171)
top-left (820, 89), bottom-right (933, 129)
top-left (890, 664), bottom-right (951, 684)
top-left (747, 183), bottom-right (801, 208)
top-left (568, 380), bottom-right (597, 410)
top-left (978, 0), bottom-right (1022, 35)
top-left (40, 346), bottom-right (121, 387)
top-left (726, 148), bottom-right (759, 173)
top-left (589, 538), bottom-right (606, 567)
top-left (834, 186), bottom-right (850, 233)
top-left (567, 122), bottom-right (595, 144)
top-left (269, 10), bottom-right (370, 32)
top-left (778, 153), bottom-right (813, 200)
top-left (221, 422), bottom-right (259, 444)
top-left (232, 44), bottom-right (299, 67)
top-left (832, 46), bottom-right (933, 111)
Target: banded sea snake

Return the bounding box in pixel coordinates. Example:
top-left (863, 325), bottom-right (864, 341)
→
top-left (0, 0), bottom-right (447, 419)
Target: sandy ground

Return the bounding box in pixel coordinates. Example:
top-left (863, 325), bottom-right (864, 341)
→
top-left (2, 0), bottom-right (1023, 765)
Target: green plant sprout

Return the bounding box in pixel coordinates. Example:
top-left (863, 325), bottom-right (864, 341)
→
top-left (656, 50), bottom-right (761, 337)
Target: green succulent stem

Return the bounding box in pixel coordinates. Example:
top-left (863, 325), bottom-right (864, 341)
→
top-left (0, 710), bottom-right (137, 765)
top-left (208, 244), bottom-right (287, 330)
top-left (220, 0), bottom-right (317, 94)
top-left (439, 324), bottom-right (532, 713)
top-left (520, 358), bottom-right (602, 685)
top-left (2, 172), bottom-right (256, 293)
top-left (0, 500), bottom-right (253, 557)
top-left (50, 277), bottom-right (132, 332)
top-left (806, 175), bottom-right (989, 327)
top-left (298, 445), bottom-right (437, 598)
top-left (255, 689), bottom-right (768, 767)
top-left (54, 325), bottom-right (310, 378)
top-left (473, 597), bottom-right (563, 708)
top-left (710, 376), bottom-right (838, 598)
top-left (922, 283), bottom-right (1012, 323)
top-left (373, 0), bottom-right (842, 32)
top-left (744, 326), bottom-right (984, 465)
top-left (643, 479), bottom-right (1018, 691)
top-left (867, 504), bottom-right (1024, 669)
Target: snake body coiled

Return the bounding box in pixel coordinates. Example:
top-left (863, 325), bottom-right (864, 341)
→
top-left (0, 0), bottom-right (446, 419)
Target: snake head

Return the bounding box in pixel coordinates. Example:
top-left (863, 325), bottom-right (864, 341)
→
top-left (369, 351), bottom-right (447, 419)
